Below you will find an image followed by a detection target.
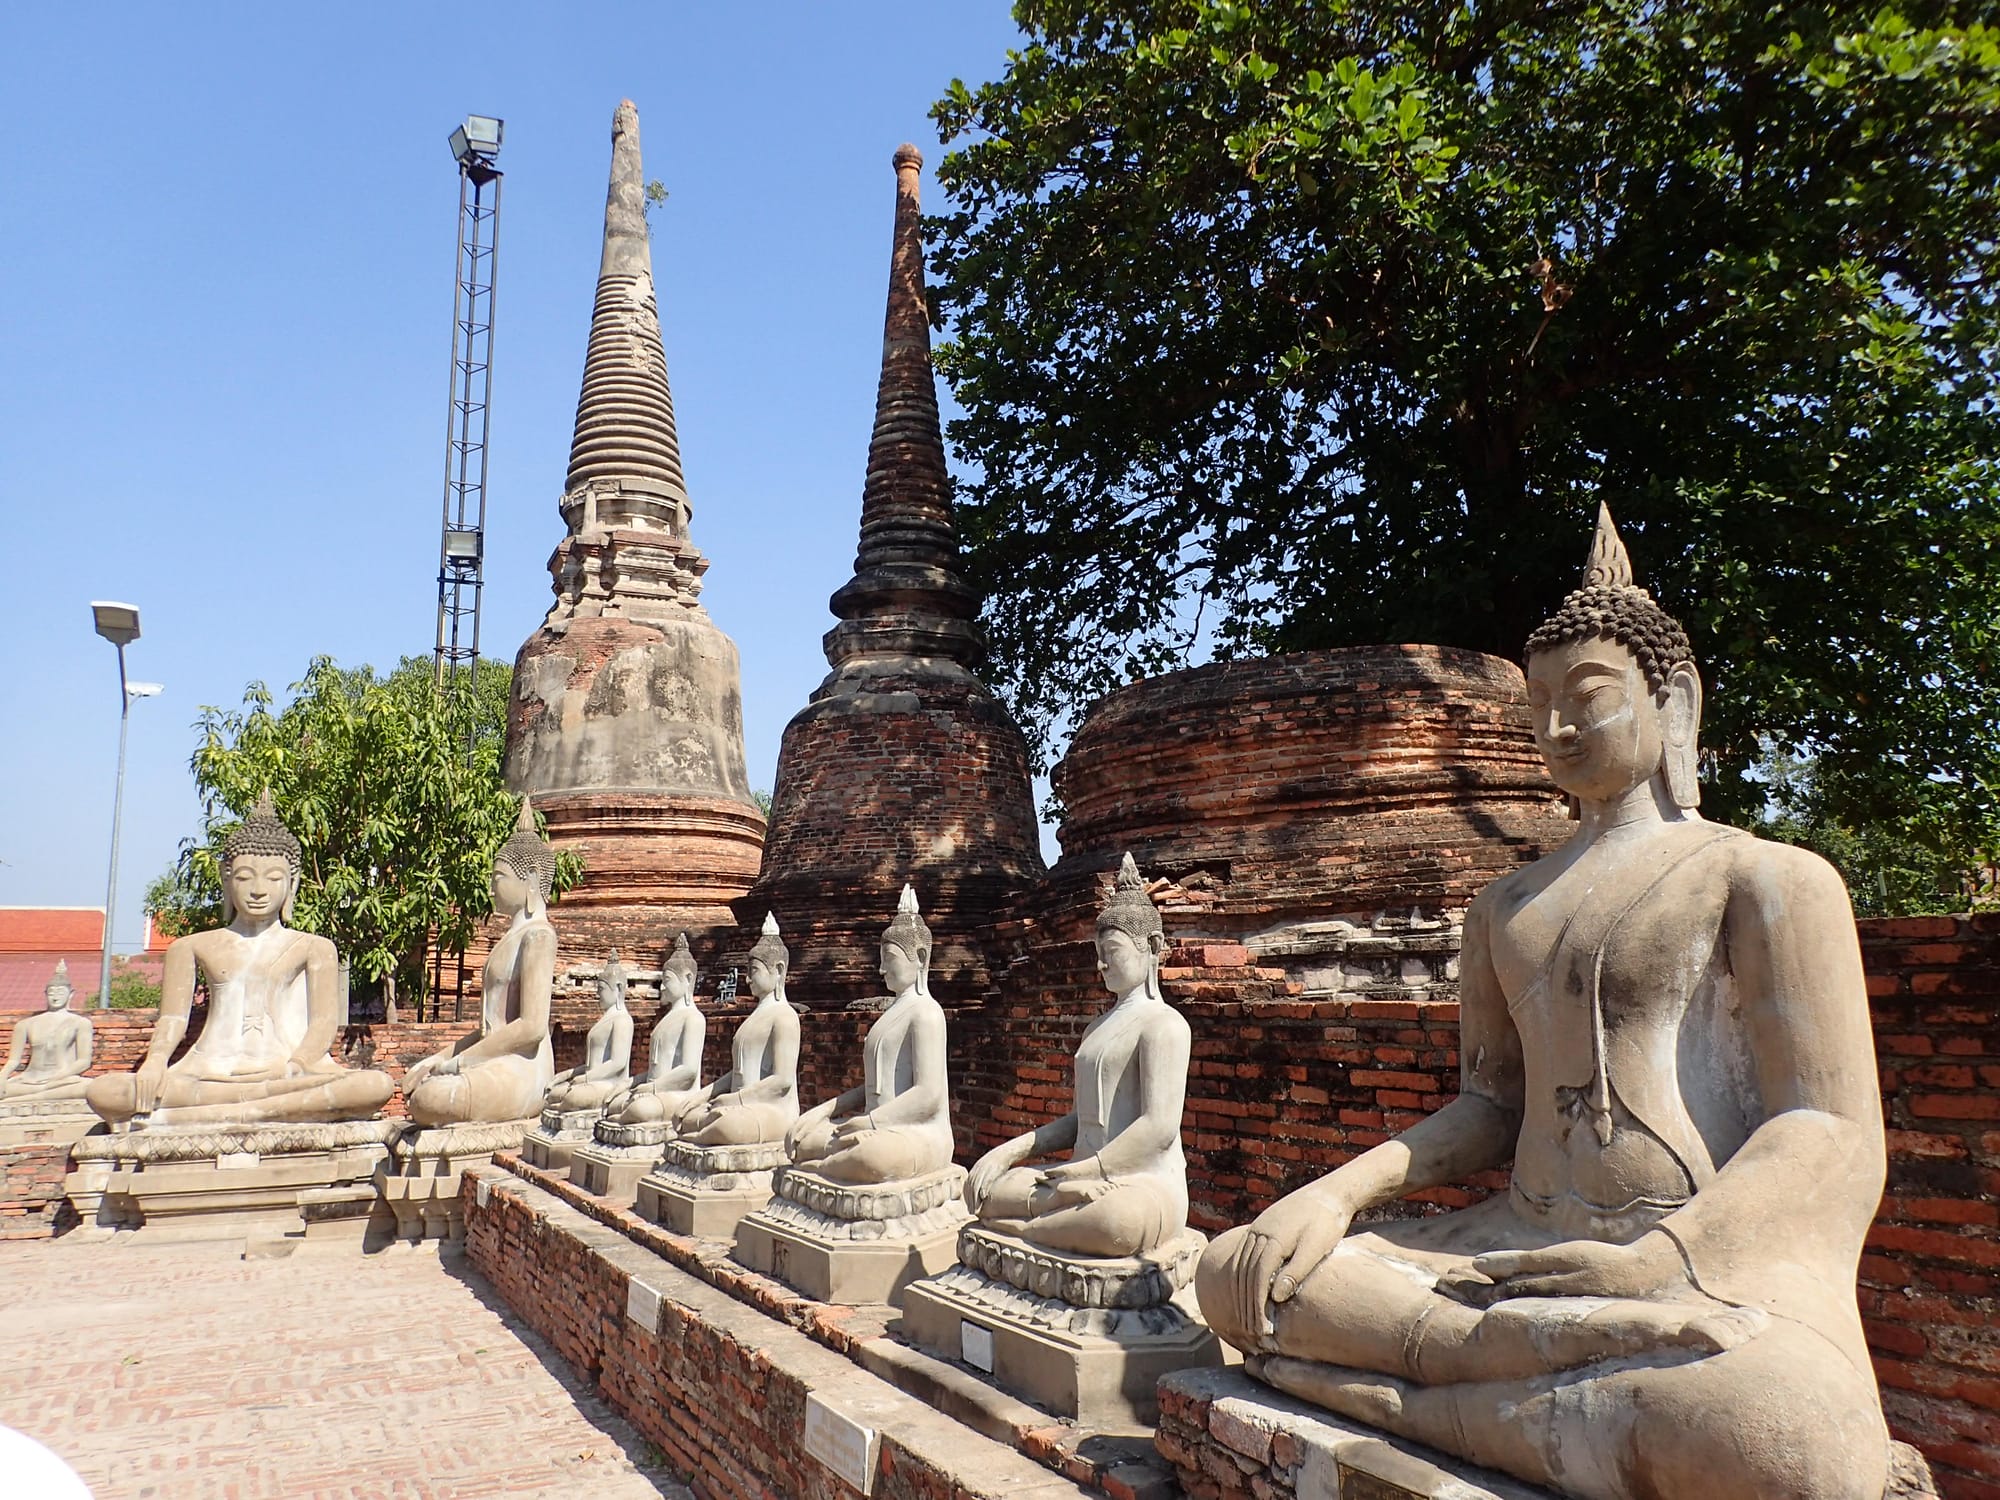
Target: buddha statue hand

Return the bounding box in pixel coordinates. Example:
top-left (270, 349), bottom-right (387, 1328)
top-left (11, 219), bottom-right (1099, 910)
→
top-left (131, 1057), bottom-right (170, 1116)
top-left (1203, 1186), bottom-right (1358, 1350)
top-left (965, 1135), bottom-right (1034, 1211)
top-left (1438, 1231), bottom-right (1692, 1309)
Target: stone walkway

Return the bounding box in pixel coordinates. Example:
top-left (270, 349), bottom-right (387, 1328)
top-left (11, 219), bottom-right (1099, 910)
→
top-left (0, 1236), bottom-right (691, 1500)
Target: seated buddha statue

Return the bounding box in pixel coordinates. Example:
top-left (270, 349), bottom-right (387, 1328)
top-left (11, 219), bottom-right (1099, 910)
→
top-left (542, 950), bottom-right (634, 1113)
top-left (402, 799), bottom-right (558, 1126)
top-left (964, 853), bottom-right (1192, 1258)
top-left (1195, 506), bottom-right (1892, 1500)
top-left (608, 933), bottom-right (705, 1125)
top-left (786, 885), bottom-right (954, 1185)
top-left (674, 914), bottom-right (800, 1146)
top-left (85, 795), bottom-right (394, 1126)
top-left (0, 962), bottom-right (94, 1102)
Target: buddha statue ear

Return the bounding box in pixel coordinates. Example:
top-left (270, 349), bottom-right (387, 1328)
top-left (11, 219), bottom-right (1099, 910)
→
top-left (281, 868), bottom-right (300, 925)
top-left (1661, 662), bottom-right (1703, 810)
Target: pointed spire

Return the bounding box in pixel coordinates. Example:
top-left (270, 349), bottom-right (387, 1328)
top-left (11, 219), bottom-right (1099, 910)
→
top-left (1581, 502), bottom-right (1635, 589)
top-left (46, 959), bottom-right (72, 997)
top-left (822, 144), bottom-right (982, 680)
top-left (562, 100), bottom-right (692, 538)
top-left (515, 794), bottom-right (537, 835)
top-left (897, 882), bottom-right (920, 915)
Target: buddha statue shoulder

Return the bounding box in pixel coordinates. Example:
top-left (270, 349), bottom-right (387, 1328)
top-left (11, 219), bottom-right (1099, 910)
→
top-left (675, 913), bottom-right (801, 1146)
top-left (0, 961), bottom-right (95, 1102)
top-left (403, 798), bottom-right (558, 1126)
top-left (608, 933), bottom-right (706, 1125)
top-left (1194, 506), bottom-right (1892, 1500)
top-left (963, 853), bottom-right (1192, 1259)
top-left (85, 794), bottom-right (394, 1127)
top-left (543, 950), bottom-right (634, 1113)
top-left (787, 885), bottom-right (954, 1185)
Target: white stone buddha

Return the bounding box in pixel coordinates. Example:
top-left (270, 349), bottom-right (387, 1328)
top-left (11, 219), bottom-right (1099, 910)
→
top-left (674, 913), bottom-right (800, 1146)
top-left (542, 950), bottom-right (634, 1113)
top-left (0, 962), bottom-right (94, 1102)
top-left (608, 933), bottom-right (705, 1125)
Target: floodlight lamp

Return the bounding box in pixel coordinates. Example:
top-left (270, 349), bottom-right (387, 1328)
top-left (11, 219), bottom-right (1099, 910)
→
top-left (91, 601), bottom-right (141, 647)
top-left (443, 528), bottom-right (482, 562)
top-left (450, 114), bottom-right (504, 166)
top-left (126, 681), bottom-right (164, 699)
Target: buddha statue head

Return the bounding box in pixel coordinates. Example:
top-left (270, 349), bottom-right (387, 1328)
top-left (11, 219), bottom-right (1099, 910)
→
top-left (220, 792), bottom-right (304, 926)
top-left (879, 883), bottom-right (933, 1000)
top-left (494, 796), bottom-right (557, 919)
top-left (1522, 503), bottom-right (1701, 812)
top-left (661, 931), bottom-right (698, 1008)
top-left (44, 959), bottom-right (74, 1013)
top-left (747, 912), bottom-right (790, 1003)
top-left (597, 950), bottom-right (629, 1011)
top-left (1096, 852), bottom-right (1166, 1001)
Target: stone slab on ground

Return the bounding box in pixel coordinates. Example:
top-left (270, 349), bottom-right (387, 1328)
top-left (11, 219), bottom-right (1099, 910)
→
top-left (1155, 1366), bottom-right (1941, 1500)
top-left (0, 1233), bottom-right (688, 1500)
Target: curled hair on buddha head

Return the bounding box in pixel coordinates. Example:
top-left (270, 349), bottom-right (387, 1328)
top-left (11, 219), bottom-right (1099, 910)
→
top-left (221, 791), bottom-right (304, 923)
top-left (1523, 503), bottom-right (1703, 809)
top-left (662, 932), bottom-right (698, 987)
top-left (881, 883), bottom-right (933, 997)
top-left (496, 796), bottom-right (557, 904)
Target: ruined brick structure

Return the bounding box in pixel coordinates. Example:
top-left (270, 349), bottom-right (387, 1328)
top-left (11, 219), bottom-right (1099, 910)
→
top-left (502, 100), bottom-right (764, 962)
top-left (733, 147), bottom-right (1043, 1005)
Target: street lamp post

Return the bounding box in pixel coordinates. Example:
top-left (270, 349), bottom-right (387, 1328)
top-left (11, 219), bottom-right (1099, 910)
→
top-left (91, 602), bottom-right (161, 1011)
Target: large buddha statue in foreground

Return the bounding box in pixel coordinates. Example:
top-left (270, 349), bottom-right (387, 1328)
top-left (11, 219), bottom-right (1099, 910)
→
top-left (1196, 507), bottom-right (1890, 1500)
top-left (86, 796), bottom-right (394, 1126)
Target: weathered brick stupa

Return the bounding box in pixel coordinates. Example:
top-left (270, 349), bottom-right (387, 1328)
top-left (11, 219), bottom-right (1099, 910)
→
top-left (735, 146), bottom-right (1044, 1006)
top-left (504, 100), bottom-right (765, 960)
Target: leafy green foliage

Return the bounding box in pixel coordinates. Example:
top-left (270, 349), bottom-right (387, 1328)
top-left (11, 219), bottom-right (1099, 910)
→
top-left (145, 657), bottom-right (582, 1005)
top-left (930, 0), bottom-right (2000, 892)
top-left (105, 965), bottom-right (163, 1010)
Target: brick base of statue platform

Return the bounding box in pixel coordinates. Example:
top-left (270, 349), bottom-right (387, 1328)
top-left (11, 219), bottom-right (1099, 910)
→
top-left (901, 1225), bottom-right (1222, 1429)
top-left (1154, 1367), bottom-right (1941, 1500)
top-left (733, 1163), bottom-right (970, 1308)
top-left (64, 1118), bottom-right (402, 1244)
top-left (2, 1142), bottom-right (78, 1239)
top-left (520, 1104), bottom-right (606, 1175)
top-left (0, 1098), bottom-right (101, 1148)
top-left (633, 1138), bottom-right (784, 1239)
top-left (373, 1119), bottom-right (531, 1245)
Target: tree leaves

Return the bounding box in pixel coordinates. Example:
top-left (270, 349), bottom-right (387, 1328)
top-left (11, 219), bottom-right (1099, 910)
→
top-left (929, 0), bottom-right (2000, 894)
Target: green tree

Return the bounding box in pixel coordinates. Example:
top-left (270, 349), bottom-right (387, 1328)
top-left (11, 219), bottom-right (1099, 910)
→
top-left (145, 657), bottom-right (580, 1008)
top-left (930, 1), bottom-right (2000, 876)
top-left (105, 964), bottom-right (163, 1010)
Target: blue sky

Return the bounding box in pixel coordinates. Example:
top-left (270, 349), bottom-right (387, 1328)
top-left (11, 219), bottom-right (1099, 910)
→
top-left (0, 3), bottom-right (1035, 949)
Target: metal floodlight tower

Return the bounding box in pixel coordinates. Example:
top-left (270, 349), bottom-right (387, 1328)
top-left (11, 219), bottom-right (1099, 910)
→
top-left (433, 113), bottom-right (505, 695)
top-left (91, 602), bottom-right (160, 1011)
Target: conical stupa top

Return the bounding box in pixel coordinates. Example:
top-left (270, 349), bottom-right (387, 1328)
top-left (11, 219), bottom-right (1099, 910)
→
top-left (563, 100), bottom-right (689, 518)
top-left (1581, 502), bottom-right (1635, 589)
top-left (823, 144), bottom-right (982, 676)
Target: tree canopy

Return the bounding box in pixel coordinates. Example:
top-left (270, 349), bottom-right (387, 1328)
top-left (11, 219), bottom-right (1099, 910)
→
top-left (929, 0), bottom-right (2000, 888)
top-left (146, 657), bottom-right (580, 1006)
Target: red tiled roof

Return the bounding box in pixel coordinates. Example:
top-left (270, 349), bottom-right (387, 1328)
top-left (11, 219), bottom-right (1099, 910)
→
top-left (0, 952), bottom-right (165, 1013)
top-left (0, 909), bottom-right (104, 952)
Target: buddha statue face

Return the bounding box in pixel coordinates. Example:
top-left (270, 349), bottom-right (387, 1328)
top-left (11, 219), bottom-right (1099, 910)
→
top-left (491, 859), bottom-right (531, 918)
top-left (1095, 926), bottom-right (1160, 997)
top-left (747, 956), bottom-right (783, 1000)
top-left (45, 978), bottom-right (73, 1013)
top-left (1525, 635), bottom-right (1699, 807)
top-left (661, 966), bottom-right (693, 1008)
top-left (225, 853), bottom-right (297, 928)
top-left (879, 939), bottom-right (922, 994)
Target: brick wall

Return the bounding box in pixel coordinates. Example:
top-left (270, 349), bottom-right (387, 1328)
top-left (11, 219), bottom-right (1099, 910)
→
top-left (0, 1144), bottom-right (72, 1239)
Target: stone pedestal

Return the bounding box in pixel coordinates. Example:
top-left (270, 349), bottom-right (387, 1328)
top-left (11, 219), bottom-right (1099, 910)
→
top-left (569, 1118), bottom-right (671, 1200)
top-left (0, 1098), bottom-right (101, 1149)
top-left (633, 1137), bottom-right (783, 1239)
top-left (64, 1119), bottom-right (402, 1243)
top-left (374, 1119), bottom-right (531, 1245)
top-left (521, 1104), bottom-right (606, 1175)
top-left (734, 1163), bottom-right (969, 1307)
top-left (900, 1223), bottom-right (1221, 1428)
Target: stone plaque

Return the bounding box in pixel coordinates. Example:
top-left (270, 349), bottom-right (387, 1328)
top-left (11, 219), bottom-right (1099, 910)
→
top-left (803, 1392), bottom-right (878, 1494)
top-left (217, 1151), bottom-right (261, 1170)
top-left (626, 1277), bottom-right (663, 1333)
top-left (1339, 1469), bottom-right (1426, 1500)
top-left (960, 1319), bottom-right (994, 1372)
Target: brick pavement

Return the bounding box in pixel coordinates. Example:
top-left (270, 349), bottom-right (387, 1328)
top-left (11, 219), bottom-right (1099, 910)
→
top-left (0, 1237), bottom-right (691, 1500)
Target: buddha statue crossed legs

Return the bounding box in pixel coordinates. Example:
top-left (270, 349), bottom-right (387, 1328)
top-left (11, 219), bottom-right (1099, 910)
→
top-left (1195, 507), bottom-right (1891, 1500)
top-left (402, 799), bottom-right (557, 1126)
top-left (787, 885), bottom-right (953, 1186)
top-left (86, 796), bottom-right (393, 1126)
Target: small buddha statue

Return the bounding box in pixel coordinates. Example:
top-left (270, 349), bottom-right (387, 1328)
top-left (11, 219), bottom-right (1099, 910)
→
top-left (964, 853), bottom-right (1192, 1258)
top-left (0, 961), bottom-right (94, 1102)
top-left (542, 950), bottom-right (634, 1113)
top-left (674, 913), bottom-right (800, 1146)
top-left (608, 933), bottom-right (705, 1125)
top-left (787, 885), bottom-right (953, 1185)
top-left (1194, 506), bottom-right (1893, 1500)
top-left (402, 798), bottom-right (558, 1126)
top-left (86, 796), bottom-right (394, 1126)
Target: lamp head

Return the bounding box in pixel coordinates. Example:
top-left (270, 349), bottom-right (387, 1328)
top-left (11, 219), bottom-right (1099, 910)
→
top-left (91, 601), bottom-right (140, 647)
top-left (450, 114), bottom-right (505, 167)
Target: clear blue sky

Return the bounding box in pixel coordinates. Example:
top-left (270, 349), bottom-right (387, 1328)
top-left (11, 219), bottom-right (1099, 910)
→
top-left (0, 3), bottom-right (1035, 949)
